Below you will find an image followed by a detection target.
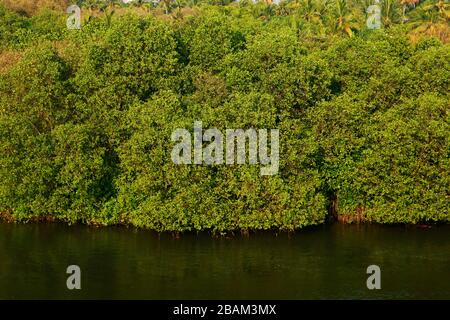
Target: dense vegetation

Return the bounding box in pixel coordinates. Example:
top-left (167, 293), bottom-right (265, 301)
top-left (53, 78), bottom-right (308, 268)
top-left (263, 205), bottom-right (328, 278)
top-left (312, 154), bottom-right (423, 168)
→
top-left (0, 0), bottom-right (449, 232)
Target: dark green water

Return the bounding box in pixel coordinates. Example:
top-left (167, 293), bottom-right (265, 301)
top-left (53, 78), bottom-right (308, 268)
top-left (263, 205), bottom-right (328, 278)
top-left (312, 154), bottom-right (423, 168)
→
top-left (0, 222), bottom-right (449, 299)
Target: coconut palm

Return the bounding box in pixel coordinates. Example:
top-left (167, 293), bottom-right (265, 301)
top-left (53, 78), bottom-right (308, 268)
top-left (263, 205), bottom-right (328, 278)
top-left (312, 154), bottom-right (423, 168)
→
top-left (411, 0), bottom-right (450, 24)
top-left (331, 0), bottom-right (360, 37)
top-left (287, 0), bottom-right (330, 35)
top-left (297, 0), bottom-right (329, 23)
top-left (408, 0), bottom-right (450, 42)
top-left (379, 0), bottom-right (402, 27)
top-left (95, 0), bottom-right (121, 26)
top-left (400, 0), bottom-right (420, 22)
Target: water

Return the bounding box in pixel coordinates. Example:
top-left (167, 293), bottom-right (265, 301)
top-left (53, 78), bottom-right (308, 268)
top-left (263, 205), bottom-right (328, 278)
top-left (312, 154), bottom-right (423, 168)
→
top-left (0, 222), bottom-right (449, 299)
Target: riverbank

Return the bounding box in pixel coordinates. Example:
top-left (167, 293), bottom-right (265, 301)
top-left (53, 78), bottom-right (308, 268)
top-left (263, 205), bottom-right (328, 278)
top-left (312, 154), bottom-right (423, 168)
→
top-left (1, 210), bottom-right (446, 235)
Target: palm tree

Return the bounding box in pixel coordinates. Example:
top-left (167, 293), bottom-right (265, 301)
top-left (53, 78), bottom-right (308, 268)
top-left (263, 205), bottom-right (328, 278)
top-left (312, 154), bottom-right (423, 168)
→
top-left (288, 0), bottom-right (330, 36)
top-left (332, 0), bottom-right (359, 37)
top-left (380, 0), bottom-right (402, 27)
top-left (411, 0), bottom-right (450, 24)
top-left (298, 0), bottom-right (329, 23)
top-left (400, 0), bottom-right (420, 22)
top-left (80, 0), bottom-right (101, 21)
top-left (275, 1), bottom-right (291, 16)
top-left (161, 0), bottom-right (173, 14)
top-left (95, 0), bottom-right (121, 27)
top-left (408, 0), bottom-right (450, 42)
top-left (435, 0), bottom-right (450, 21)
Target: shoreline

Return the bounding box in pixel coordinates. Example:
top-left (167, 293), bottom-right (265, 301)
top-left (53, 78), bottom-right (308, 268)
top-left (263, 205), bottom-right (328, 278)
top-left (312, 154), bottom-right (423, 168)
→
top-left (1, 210), bottom-right (446, 235)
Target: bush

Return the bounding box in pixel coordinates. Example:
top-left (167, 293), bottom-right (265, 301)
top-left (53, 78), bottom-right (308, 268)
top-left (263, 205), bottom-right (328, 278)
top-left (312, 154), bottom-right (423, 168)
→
top-left (0, 4), bottom-right (448, 231)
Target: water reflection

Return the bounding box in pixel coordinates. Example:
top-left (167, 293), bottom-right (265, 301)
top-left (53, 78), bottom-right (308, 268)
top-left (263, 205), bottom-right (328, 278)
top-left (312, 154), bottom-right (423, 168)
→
top-left (0, 223), bottom-right (449, 299)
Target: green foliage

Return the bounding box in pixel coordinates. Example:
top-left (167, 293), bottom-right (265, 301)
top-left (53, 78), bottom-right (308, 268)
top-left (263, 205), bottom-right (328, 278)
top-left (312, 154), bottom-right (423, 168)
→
top-left (0, 5), bottom-right (30, 48)
top-left (0, 3), bottom-right (449, 231)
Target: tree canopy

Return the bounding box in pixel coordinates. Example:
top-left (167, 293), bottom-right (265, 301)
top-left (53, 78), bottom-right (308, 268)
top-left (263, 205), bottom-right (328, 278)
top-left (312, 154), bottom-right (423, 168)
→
top-left (0, 1), bottom-right (449, 231)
